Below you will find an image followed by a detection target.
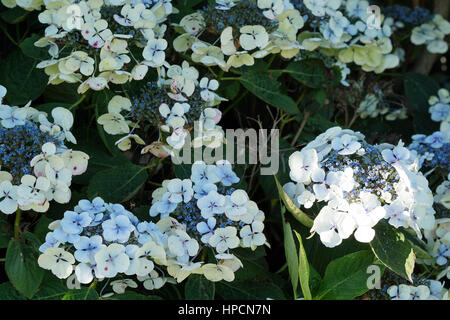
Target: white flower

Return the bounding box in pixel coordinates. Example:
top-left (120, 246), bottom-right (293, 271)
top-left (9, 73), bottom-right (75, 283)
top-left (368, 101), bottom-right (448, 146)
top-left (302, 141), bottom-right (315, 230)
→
top-left (143, 38), bottom-right (167, 67)
top-left (384, 200), bottom-right (410, 229)
top-left (0, 105), bottom-right (27, 128)
top-left (310, 205), bottom-right (355, 248)
top-left (38, 247), bottom-right (75, 279)
top-left (0, 181), bottom-right (18, 214)
top-left (239, 25), bottom-right (269, 51)
top-left (196, 217), bottom-right (216, 244)
top-left (197, 190), bottom-right (226, 219)
top-left (199, 78), bottom-right (220, 103)
top-left (167, 230), bottom-right (199, 263)
top-left (240, 221), bottom-right (266, 250)
top-left (97, 113), bottom-right (130, 135)
top-left (81, 19), bottom-right (113, 48)
top-left (202, 263), bottom-right (235, 282)
top-left (224, 189), bottom-right (249, 221)
top-left (288, 149), bottom-right (319, 184)
top-left (331, 134), bottom-right (361, 155)
top-left (95, 243), bottom-right (130, 278)
top-left (111, 279), bottom-right (138, 294)
top-left (257, 0), bottom-right (284, 20)
top-left (191, 161), bottom-right (220, 186)
top-left (139, 270), bottom-right (167, 290)
top-left (166, 178), bottom-right (194, 204)
top-left (166, 128), bottom-right (189, 150)
top-left (381, 145), bottom-right (410, 164)
top-left (208, 226), bottom-right (240, 253)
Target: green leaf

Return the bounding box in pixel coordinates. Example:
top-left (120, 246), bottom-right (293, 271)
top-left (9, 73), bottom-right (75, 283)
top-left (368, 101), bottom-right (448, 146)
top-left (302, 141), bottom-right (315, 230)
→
top-left (370, 222), bottom-right (415, 282)
top-left (285, 59), bottom-right (340, 88)
top-left (315, 250), bottom-right (377, 300)
top-left (43, 83), bottom-right (81, 104)
top-left (218, 79), bottom-right (241, 100)
top-left (5, 233), bottom-right (45, 299)
top-left (281, 207), bottom-right (299, 298)
top-left (0, 7), bottom-right (29, 24)
top-left (0, 49), bottom-right (48, 105)
top-left (239, 71), bottom-right (298, 114)
top-left (33, 215), bottom-right (54, 243)
top-left (185, 274), bottom-right (215, 300)
top-left (87, 163), bottom-right (148, 203)
top-left (216, 280), bottom-right (285, 300)
top-left (20, 34), bottom-right (50, 60)
top-left (0, 282), bottom-right (26, 300)
top-left (293, 230), bottom-right (312, 300)
top-left (62, 287), bottom-right (99, 300)
top-left (32, 272), bottom-right (70, 300)
top-left (274, 175), bottom-right (313, 228)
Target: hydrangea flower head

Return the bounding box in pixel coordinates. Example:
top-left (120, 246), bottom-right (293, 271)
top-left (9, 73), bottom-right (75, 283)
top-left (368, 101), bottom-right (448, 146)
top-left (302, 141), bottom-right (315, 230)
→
top-left (149, 160), bottom-right (268, 282)
top-left (0, 86), bottom-right (89, 214)
top-left (35, 0), bottom-right (174, 93)
top-left (97, 61), bottom-right (226, 155)
top-left (173, 0), bottom-right (304, 70)
top-left (284, 126), bottom-right (435, 248)
top-left (38, 197), bottom-right (172, 295)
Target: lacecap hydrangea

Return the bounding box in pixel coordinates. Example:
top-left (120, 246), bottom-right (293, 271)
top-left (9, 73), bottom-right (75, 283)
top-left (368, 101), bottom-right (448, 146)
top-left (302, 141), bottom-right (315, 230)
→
top-left (173, 0), bottom-right (304, 71)
top-left (0, 86), bottom-right (89, 214)
top-left (408, 88), bottom-right (450, 174)
top-left (296, 0), bottom-right (401, 75)
top-left (387, 281), bottom-right (448, 300)
top-left (410, 14), bottom-right (450, 54)
top-left (38, 197), bottom-right (171, 293)
top-left (149, 160), bottom-right (268, 283)
top-left (97, 61), bottom-right (226, 156)
top-left (283, 126), bottom-right (435, 248)
top-left (35, 0), bottom-right (174, 94)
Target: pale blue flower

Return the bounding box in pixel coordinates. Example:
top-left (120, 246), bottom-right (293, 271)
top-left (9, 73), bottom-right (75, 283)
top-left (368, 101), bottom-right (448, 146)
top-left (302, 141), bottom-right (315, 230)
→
top-left (39, 232), bottom-right (61, 253)
top-left (197, 190), bottom-right (226, 218)
top-left (215, 160), bottom-right (239, 186)
top-left (60, 211), bottom-right (93, 234)
top-left (74, 235), bottom-right (104, 263)
top-left (102, 215), bottom-right (135, 243)
top-left (196, 217), bottom-right (216, 243)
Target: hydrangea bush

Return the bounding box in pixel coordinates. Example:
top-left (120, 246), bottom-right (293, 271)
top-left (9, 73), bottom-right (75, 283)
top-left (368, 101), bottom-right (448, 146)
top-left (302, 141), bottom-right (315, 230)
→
top-left (0, 0), bottom-right (448, 302)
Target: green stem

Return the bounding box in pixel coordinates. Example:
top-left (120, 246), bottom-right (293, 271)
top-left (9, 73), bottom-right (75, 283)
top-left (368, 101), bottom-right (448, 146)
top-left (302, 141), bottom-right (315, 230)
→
top-left (220, 77), bottom-right (240, 81)
top-left (14, 209), bottom-right (21, 240)
top-left (69, 94), bottom-right (87, 111)
top-left (275, 262), bottom-right (288, 274)
top-left (0, 258), bottom-right (6, 263)
top-left (0, 25), bottom-right (18, 46)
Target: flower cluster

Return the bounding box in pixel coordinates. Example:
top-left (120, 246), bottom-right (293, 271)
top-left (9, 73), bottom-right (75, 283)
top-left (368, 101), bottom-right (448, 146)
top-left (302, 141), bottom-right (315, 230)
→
top-left (408, 89), bottom-right (450, 174)
top-left (149, 160), bottom-right (268, 282)
top-left (35, 0), bottom-right (174, 93)
top-left (97, 61), bottom-right (226, 156)
top-left (434, 175), bottom-right (450, 211)
top-left (297, 0), bottom-right (400, 75)
top-left (422, 217), bottom-right (450, 281)
top-left (410, 14), bottom-right (450, 54)
top-left (38, 197), bottom-right (170, 293)
top-left (173, 0), bottom-right (304, 71)
top-left (0, 86), bottom-right (89, 214)
top-left (387, 281), bottom-right (448, 300)
top-left (1, 0), bottom-right (42, 11)
top-left (284, 126), bottom-right (435, 248)
top-left (384, 5), bottom-right (433, 26)
top-left (357, 91), bottom-right (407, 121)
